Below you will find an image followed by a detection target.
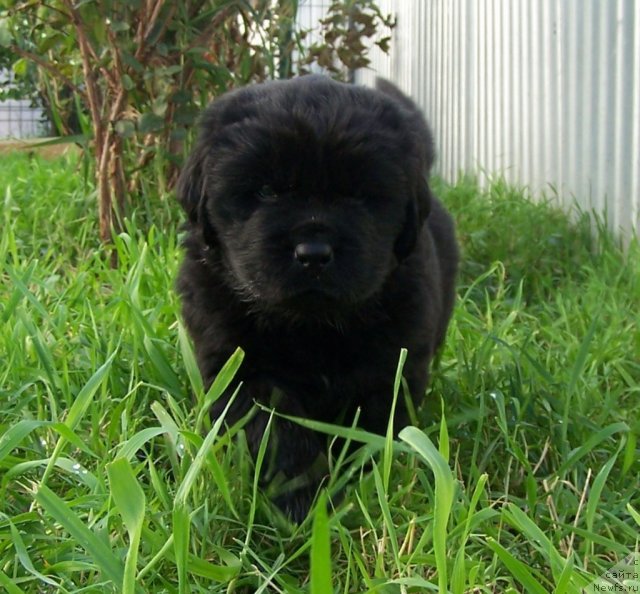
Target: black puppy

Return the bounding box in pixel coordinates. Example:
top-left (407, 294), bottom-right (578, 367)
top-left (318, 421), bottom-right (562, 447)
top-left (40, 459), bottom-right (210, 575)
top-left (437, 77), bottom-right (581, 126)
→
top-left (177, 75), bottom-right (458, 520)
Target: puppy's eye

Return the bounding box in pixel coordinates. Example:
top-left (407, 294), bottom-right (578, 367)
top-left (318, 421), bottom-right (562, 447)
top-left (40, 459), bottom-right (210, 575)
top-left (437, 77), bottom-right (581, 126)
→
top-left (257, 184), bottom-right (278, 202)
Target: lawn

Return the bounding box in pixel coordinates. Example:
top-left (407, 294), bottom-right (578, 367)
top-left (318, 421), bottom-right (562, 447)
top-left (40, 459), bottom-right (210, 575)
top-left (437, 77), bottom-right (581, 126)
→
top-left (1, 152), bottom-right (638, 593)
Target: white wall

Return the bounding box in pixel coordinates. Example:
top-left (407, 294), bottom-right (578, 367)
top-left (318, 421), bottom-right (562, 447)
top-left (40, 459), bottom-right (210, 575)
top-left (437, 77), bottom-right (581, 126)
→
top-left (357, 0), bottom-right (640, 238)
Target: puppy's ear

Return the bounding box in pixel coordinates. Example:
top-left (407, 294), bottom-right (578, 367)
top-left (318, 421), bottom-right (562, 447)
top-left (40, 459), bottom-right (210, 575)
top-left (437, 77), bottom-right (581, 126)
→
top-left (375, 78), bottom-right (417, 111)
top-left (177, 144), bottom-right (206, 224)
top-left (376, 78), bottom-right (435, 260)
top-left (394, 181), bottom-right (432, 261)
top-left (177, 144), bottom-right (218, 246)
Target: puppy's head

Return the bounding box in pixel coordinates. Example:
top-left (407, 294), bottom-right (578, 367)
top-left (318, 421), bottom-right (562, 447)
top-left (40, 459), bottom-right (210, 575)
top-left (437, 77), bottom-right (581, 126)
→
top-left (178, 75), bottom-right (435, 319)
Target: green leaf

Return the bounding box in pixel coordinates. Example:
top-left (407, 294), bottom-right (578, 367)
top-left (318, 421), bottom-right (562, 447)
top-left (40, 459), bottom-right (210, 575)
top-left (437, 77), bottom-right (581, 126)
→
top-left (0, 569), bottom-right (26, 594)
top-left (9, 520), bottom-right (60, 587)
top-left (268, 411), bottom-right (389, 451)
top-left (383, 348), bottom-right (406, 491)
top-left (372, 461), bottom-right (398, 560)
top-left (143, 335), bottom-right (182, 396)
top-left (503, 503), bottom-right (566, 581)
top-left (138, 112), bottom-right (165, 134)
top-left (553, 556), bottom-right (576, 594)
top-left (117, 426), bottom-right (167, 461)
top-left (27, 134), bottom-right (92, 148)
top-left (178, 322), bottom-right (203, 399)
top-left (486, 537), bottom-right (548, 594)
top-left (310, 491), bottom-right (332, 594)
top-left (627, 503), bottom-right (640, 527)
top-left (115, 119), bottom-right (136, 139)
top-left (122, 73), bottom-right (135, 90)
top-left (37, 32), bottom-right (64, 53)
top-left (108, 458), bottom-right (146, 594)
top-left (562, 315), bottom-right (599, 443)
top-left (110, 21), bottom-right (130, 32)
top-left (196, 347), bottom-right (244, 432)
top-left (0, 17), bottom-right (12, 47)
top-left (0, 420), bottom-right (46, 464)
top-left (173, 393), bottom-right (237, 593)
top-left (556, 422), bottom-right (628, 475)
top-left (451, 473), bottom-right (488, 594)
top-left (35, 485), bottom-right (125, 586)
top-left (175, 391), bottom-right (237, 505)
top-left (173, 503), bottom-right (190, 594)
top-left (18, 310), bottom-right (61, 395)
top-left (586, 446), bottom-right (621, 532)
top-left (399, 426), bottom-right (455, 594)
top-left (107, 458), bottom-right (145, 537)
top-left (41, 351), bottom-right (116, 485)
top-left (187, 554), bottom-right (241, 581)
top-left (3, 457), bottom-right (96, 490)
top-left (66, 351), bottom-right (116, 429)
top-left (121, 49), bottom-right (144, 73)
top-left (12, 57), bottom-right (28, 77)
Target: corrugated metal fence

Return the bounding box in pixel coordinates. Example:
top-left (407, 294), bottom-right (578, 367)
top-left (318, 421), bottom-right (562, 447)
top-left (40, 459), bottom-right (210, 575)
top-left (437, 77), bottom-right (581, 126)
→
top-left (356, 0), bottom-right (640, 238)
top-left (0, 70), bottom-right (45, 139)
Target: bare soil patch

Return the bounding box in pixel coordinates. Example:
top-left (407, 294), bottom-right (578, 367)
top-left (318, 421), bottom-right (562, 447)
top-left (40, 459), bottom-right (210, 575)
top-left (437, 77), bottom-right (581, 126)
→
top-left (0, 138), bottom-right (81, 159)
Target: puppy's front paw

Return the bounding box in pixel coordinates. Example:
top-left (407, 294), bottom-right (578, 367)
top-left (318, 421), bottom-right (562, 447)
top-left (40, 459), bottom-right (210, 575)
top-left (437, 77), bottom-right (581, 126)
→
top-left (262, 443), bottom-right (329, 522)
top-left (273, 485), bottom-right (319, 523)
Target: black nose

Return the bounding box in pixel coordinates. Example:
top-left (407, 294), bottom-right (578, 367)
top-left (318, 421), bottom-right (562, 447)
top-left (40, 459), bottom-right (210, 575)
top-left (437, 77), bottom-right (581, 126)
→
top-left (294, 242), bottom-right (334, 269)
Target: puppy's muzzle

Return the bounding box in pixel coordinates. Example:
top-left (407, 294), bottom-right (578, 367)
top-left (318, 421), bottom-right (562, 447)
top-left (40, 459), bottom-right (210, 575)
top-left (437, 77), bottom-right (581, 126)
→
top-left (294, 242), bottom-right (334, 271)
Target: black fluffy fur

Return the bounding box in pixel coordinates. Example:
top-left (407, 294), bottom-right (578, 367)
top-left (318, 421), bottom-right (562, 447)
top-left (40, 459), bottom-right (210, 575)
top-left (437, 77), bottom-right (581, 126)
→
top-left (176, 75), bottom-right (459, 521)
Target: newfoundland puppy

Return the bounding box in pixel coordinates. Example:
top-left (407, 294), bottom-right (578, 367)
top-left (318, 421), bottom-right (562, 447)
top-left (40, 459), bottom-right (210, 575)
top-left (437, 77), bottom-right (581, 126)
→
top-left (177, 75), bottom-right (458, 520)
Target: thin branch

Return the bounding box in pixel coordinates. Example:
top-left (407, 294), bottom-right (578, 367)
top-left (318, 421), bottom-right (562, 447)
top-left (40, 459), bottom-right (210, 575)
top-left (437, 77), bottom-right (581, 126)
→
top-left (145, 0), bottom-right (166, 41)
top-left (134, 0), bottom-right (150, 46)
top-left (136, 1), bottom-right (177, 62)
top-left (172, 4), bottom-right (236, 58)
top-left (61, 0), bottom-right (104, 153)
top-left (9, 45), bottom-right (84, 98)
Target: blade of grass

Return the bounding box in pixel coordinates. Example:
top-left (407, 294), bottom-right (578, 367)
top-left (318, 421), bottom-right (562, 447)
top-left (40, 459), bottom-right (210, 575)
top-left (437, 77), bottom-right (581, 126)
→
top-left (244, 409), bottom-right (275, 550)
top-left (503, 503), bottom-right (567, 581)
top-left (552, 555), bottom-right (576, 594)
top-left (17, 310), bottom-right (62, 402)
top-left (177, 322), bottom-right (204, 398)
top-left (486, 537), bottom-right (548, 594)
top-left (627, 504), bottom-right (640, 527)
top-left (173, 388), bottom-right (238, 594)
top-left (117, 427), bottom-right (167, 461)
top-left (107, 458), bottom-right (146, 594)
top-left (35, 484), bottom-right (124, 586)
top-left (195, 347), bottom-right (245, 432)
top-left (0, 569), bottom-right (26, 594)
top-left (310, 490), bottom-right (332, 594)
top-left (179, 430), bottom-right (238, 518)
top-left (0, 420), bottom-right (47, 463)
top-left (40, 350), bottom-right (116, 486)
top-left (451, 473), bottom-right (488, 594)
top-left (556, 422), bottom-right (628, 475)
top-left (173, 502), bottom-right (190, 594)
top-left (585, 445), bottom-right (621, 533)
top-left (143, 335), bottom-right (182, 397)
top-left (562, 316), bottom-right (599, 444)
top-left (4, 264), bottom-right (47, 322)
top-left (8, 519), bottom-right (60, 588)
top-left (151, 401), bottom-right (182, 472)
top-left (267, 412), bottom-right (391, 451)
top-left (399, 426), bottom-right (455, 594)
top-left (175, 388), bottom-right (238, 504)
top-left (372, 460), bottom-right (399, 565)
top-left (438, 399), bottom-right (450, 462)
top-left (384, 348), bottom-right (407, 491)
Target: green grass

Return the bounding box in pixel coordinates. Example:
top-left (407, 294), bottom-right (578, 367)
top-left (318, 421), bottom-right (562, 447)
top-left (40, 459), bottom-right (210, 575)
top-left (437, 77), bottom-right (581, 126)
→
top-left (1, 152), bottom-right (638, 593)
